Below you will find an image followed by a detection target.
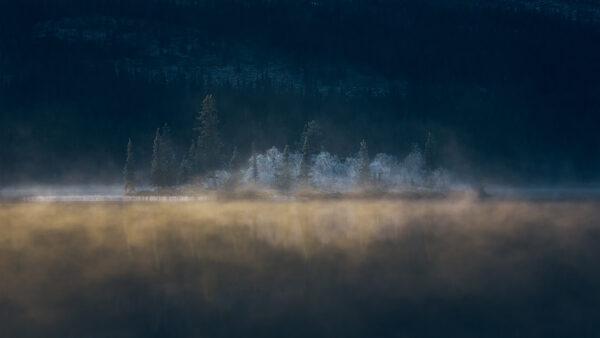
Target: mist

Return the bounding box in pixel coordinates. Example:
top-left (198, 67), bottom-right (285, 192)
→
top-left (2, 0), bottom-right (600, 337)
top-left (2, 199), bottom-right (600, 337)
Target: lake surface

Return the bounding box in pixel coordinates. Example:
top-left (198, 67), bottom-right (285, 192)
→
top-left (1, 200), bottom-right (599, 337)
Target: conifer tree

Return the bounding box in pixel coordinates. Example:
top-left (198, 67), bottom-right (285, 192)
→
top-left (298, 135), bottom-right (310, 181)
top-left (178, 140), bottom-right (196, 184)
top-left (276, 145), bottom-right (292, 190)
top-left (150, 124), bottom-right (178, 188)
top-left (358, 139), bottom-right (370, 184)
top-left (123, 138), bottom-right (135, 194)
top-left (150, 128), bottom-right (162, 187)
top-left (161, 125), bottom-right (178, 186)
top-left (229, 146), bottom-right (237, 172)
top-left (251, 142), bottom-right (259, 184)
top-left (296, 120), bottom-right (323, 156)
top-left (423, 131), bottom-right (435, 173)
top-left (224, 147), bottom-right (239, 190)
top-left (194, 94), bottom-right (222, 175)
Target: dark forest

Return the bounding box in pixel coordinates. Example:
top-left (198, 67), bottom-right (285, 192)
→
top-left (1, 0), bottom-right (599, 185)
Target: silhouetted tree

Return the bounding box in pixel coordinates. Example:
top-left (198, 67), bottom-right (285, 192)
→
top-left (150, 128), bottom-right (161, 187)
top-left (178, 140), bottom-right (196, 184)
top-left (224, 147), bottom-right (239, 190)
top-left (276, 145), bottom-right (292, 190)
top-left (423, 131), bottom-right (435, 173)
top-left (123, 138), bottom-right (136, 194)
top-left (251, 142), bottom-right (258, 184)
top-left (296, 120), bottom-right (323, 156)
top-left (374, 169), bottom-right (384, 188)
top-left (194, 94), bottom-right (222, 175)
top-left (229, 146), bottom-right (237, 172)
top-left (298, 135), bottom-right (310, 181)
top-left (151, 124), bottom-right (178, 188)
top-left (358, 139), bottom-right (370, 184)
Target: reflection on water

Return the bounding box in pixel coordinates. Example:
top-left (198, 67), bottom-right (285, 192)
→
top-left (0, 184), bottom-right (125, 198)
top-left (2, 184), bottom-right (600, 202)
top-left (25, 195), bottom-right (209, 202)
top-left (487, 186), bottom-right (600, 200)
top-left (1, 200), bottom-right (600, 337)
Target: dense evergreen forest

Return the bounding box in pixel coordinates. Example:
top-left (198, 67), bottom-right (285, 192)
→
top-left (1, 0), bottom-right (599, 185)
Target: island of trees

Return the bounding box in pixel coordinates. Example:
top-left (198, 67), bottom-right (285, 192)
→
top-left (123, 95), bottom-right (448, 196)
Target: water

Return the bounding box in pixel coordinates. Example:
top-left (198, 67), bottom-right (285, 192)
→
top-left (2, 184), bottom-right (600, 202)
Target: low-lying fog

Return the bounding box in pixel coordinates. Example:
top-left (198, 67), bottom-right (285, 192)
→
top-left (1, 200), bottom-right (600, 337)
top-left (2, 184), bottom-right (600, 202)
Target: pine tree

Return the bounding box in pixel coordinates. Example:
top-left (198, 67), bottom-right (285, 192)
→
top-left (358, 139), bottom-right (370, 185)
top-left (276, 145), bottom-right (292, 190)
top-left (123, 138), bottom-right (136, 194)
top-left (423, 131), bottom-right (435, 173)
top-left (194, 94), bottom-right (223, 175)
top-left (224, 147), bottom-right (239, 190)
top-left (228, 146), bottom-right (237, 172)
top-left (150, 124), bottom-right (178, 188)
top-left (178, 140), bottom-right (196, 185)
top-left (296, 120), bottom-right (323, 156)
top-left (251, 142), bottom-right (259, 184)
top-left (150, 128), bottom-right (162, 187)
top-left (298, 135), bottom-right (310, 181)
top-left (161, 124), bottom-right (178, 186)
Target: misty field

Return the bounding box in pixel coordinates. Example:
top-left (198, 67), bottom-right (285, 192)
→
top-left (1, 199), bottom-right (600, 337)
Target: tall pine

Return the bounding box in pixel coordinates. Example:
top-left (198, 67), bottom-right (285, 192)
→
top-left (228, 147), bottom-right (238, 172)
top-left (276, 145), bottom-right (292, 190)
top-left (150, 128), bottom-right (161, 187)
top-left (194, 94), bottom-right (222, 175)
top-left (296, 120), bottom-right (323, 156)
top-left (223, 147), bottom-right (239, 191)
top-left (150, 124), bottom-right (178, 188)
top-left (123, 138), bottom-right (135, 194)
top-left (298, 135), bottom-right (310, 181)
top-left (251, 142), bottom-right (259, 184)
top-left (178, 140), bottom-right (196, 184)
top-left (358, 139), bottom-right (370, 185)
top-left (423, 131), bottom-right (435, 173)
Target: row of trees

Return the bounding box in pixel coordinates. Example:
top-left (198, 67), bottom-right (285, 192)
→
top-left (138, 94), bottom-right (224, 190)
top-left (122, 94), bottom-right (227, 192)
top-left (123, 95), bottom-right (436, 193)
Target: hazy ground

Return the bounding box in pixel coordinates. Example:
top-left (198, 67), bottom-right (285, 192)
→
top-left (1, 199), bottom-right (600, 337)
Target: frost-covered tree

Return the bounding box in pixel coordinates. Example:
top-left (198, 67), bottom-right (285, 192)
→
top-left (123, 138), bottom-right (136, 194)
top-left (194, 94), bottom-right (222, 175)
top-left (150, 124), bottom-right (178, 188)
top-left (242, 147), bottom-right (284, 185)
top-left (358, 139), bottom-right (370, 184)
top-left (369, 153), bottom-right (399, 190)
top-left (370, 154), bottom-right (394, 181)
top-left (311, 152), bottom-right (353, 191)
top-left (402, 145), bottom-right (425, 186)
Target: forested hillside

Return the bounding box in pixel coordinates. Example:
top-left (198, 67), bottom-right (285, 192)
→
top-left (1, 0), bottom-right (598, 184)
